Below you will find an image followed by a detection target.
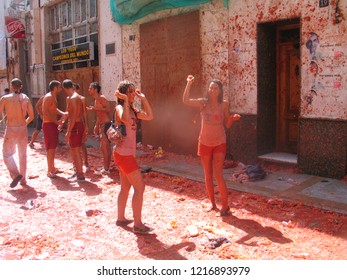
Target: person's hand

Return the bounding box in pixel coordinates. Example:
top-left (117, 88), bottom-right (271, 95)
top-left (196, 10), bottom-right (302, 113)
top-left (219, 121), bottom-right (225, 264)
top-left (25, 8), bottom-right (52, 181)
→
top-left (135, 88), bottom-right (145, 99)
top-left (93, 125), bottom-right (99, 135)
top-left (230, 114), bottom-right (241, 121)
top-left (59, 112), bottom-right (67, 123)
top-left (115, 90), bottom-right (128, 101)
top-left (65, 131), bottom-right (71, 144)
top-left (82, 128), bottom-right (88, 142)
top-left (57, 118), bottom-right (64, 131)
top-left (187, 75), bottom-right (194, 83)
top-left (86, 106), bottom-right (94, 111)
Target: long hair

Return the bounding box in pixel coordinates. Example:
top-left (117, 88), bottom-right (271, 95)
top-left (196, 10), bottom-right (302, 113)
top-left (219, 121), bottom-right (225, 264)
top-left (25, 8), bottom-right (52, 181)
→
top-left (208, 79), bottom-right (224, 104)
top-left (117, 80), bottom-right (134, 106)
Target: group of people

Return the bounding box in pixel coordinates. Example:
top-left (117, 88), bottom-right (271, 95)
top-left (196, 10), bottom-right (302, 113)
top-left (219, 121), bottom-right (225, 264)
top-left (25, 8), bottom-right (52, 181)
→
top-left (0, 75), bottom-right (240, 234)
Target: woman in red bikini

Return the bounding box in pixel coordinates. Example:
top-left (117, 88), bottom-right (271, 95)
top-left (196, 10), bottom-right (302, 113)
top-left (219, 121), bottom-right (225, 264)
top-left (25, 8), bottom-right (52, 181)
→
top-left (183, 75), bottom-right (240, 216)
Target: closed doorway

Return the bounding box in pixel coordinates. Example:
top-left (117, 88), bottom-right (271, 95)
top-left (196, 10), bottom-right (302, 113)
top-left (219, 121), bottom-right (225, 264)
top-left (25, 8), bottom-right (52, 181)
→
top-left (140, 11), bottom-right (201, 154)
top-left (276, 25), bottom-right (300, 154)
top-left (257, 19), bottom-right (301, 158)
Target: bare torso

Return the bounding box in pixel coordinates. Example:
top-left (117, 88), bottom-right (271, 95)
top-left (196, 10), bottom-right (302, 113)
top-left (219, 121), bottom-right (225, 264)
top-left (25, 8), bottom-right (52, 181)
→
top-left (42, 93), bottom-right (59, 123)
top-left (95, 95), bottom-right (111, 124)
top-left (67, 93), bottom-right (84, 123)
top-left (0, 93), bottom-right (33, 126)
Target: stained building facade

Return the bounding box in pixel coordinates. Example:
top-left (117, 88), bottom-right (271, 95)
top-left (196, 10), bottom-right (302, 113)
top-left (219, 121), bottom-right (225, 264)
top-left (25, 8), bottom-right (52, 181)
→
top-left (3, 0), bottom-right (346, 178)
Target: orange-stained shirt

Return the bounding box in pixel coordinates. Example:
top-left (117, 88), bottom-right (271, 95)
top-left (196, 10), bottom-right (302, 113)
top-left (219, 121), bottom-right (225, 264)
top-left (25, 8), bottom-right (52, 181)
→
top-left (198, 103), bottom-right (226, 146)
top-left (114, 109), bottom-right (137, 157)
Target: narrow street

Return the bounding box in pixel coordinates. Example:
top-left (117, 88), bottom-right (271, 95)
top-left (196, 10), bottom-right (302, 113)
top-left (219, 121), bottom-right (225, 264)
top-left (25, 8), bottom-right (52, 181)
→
top-left (0, 129), bottom-right (346, 260)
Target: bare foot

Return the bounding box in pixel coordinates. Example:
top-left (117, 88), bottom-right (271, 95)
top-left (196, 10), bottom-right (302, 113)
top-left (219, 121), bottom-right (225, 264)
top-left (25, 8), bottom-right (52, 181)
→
top-left (205, 204), bottom-right (218, 212)
top-left (217, 206), bottom-right (230, 217)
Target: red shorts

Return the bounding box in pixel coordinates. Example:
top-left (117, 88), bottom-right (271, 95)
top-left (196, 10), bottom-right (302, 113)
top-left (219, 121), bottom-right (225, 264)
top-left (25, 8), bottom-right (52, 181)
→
top-left (69, 122), bottom-right (84, 148)
top-left (113, 151), bottom-right (139, 174)
top-left (198, 142), bottom-right (227, 157)
top-left (42, 122), bottom-right (59, 150)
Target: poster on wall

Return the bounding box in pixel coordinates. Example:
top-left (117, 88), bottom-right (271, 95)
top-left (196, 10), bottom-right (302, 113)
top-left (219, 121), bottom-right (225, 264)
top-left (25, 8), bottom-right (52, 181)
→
top-left (5, 17), bottom-right (26, 39)
top-left (303, 31), bottom-right (346, 118)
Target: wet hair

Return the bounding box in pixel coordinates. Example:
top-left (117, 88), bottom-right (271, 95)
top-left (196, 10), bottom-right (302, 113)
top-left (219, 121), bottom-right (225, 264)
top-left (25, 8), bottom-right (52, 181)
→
top-left (11, 78), bottom-right (22, 94)
top-left (73, 83), bottom-right (80, 90)
top-left (49, 80), bottom-right (61, 91)
top-left (117, 80), bottom-right (135, 106)
top-left (209, 79), bottom-right (224, 104)
top-left (89, 82), bottom-right (101, 93)
top-left (62, 79), bottom-right (74, 89)
top-left (4, 88), bottom-right (10, 93)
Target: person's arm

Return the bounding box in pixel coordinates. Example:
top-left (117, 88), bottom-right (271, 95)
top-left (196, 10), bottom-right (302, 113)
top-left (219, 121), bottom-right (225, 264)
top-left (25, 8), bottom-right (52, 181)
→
top-left (135, 89), bottom-right (153, 121)
top-left (87, 96), bottom-right (110, 113)
top-left (81, 97), bottom-right (88, 135)
top-left (65, 97), bottom-right (77, 141)
top-left (0, 96), bottom-right (4, 115)
top-left (93, 119), bottom-right (99, 135)
top-left (56, 108), bottom-right (66, 116)
top-left (82, 98), bottom-right (88, 125)
top-left (224, 101), bottom-right (241, 128)
top-left (115, 90), bottom-right (130, 125)
top-left (35, 97), bottom-right (44, 116)
top-left (26, 98), bottom-right (35, 125)
top-left (183, 75), bottom-right (201, 107)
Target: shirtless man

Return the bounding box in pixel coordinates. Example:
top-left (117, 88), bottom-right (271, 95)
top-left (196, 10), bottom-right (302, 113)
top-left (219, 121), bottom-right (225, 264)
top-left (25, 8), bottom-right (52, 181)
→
top-left (87, 82), bottom-right (111, 174)
top-left (0, 78), bottom-right (34, 188)
top-left (73, 83), bottom-right (89, 170)
top-left (28, 96), bottom-right (44, 149)
top-left (63, 79), bottom-right (85, 181)
top-left (42, 80), bottom-right (65, 178)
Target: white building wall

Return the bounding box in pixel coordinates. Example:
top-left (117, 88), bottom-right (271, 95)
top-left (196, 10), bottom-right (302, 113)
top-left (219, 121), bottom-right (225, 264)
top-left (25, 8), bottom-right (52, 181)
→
top-left (199, 1), bottom-right (229, 98)
top-left (0, 1), bottom-right (7, 71)
top-left (99, 0), bottom-right (122, 100)
top-left (28, 2), bottom-right (46, 97)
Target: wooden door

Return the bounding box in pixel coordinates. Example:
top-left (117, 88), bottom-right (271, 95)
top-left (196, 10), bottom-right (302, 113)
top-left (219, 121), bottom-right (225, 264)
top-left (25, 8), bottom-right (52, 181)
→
top-left (140, 11), bottom-right (201, 154)
top-left (276, 26), bottom-right (300, 154)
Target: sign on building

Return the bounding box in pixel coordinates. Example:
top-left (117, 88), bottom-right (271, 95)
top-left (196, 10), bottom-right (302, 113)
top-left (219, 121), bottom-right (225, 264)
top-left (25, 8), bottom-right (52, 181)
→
top-left (51, 42), bottom-right (95, 65)
top-left (5, 17), bottom-right (25, 39)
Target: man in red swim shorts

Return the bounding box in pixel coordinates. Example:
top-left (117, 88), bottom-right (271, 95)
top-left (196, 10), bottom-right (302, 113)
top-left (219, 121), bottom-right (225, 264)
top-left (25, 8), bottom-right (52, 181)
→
top-left (42, 80), bottom-right (65, 178)
top-left (63, 79), bottom-right (86, 181)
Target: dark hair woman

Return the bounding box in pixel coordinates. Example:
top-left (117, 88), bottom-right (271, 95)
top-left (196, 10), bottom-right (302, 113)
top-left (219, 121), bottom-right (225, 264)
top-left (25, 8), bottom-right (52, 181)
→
top-left (113, 80), bottom-right (154, 233)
